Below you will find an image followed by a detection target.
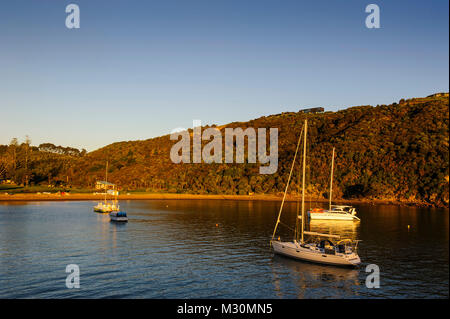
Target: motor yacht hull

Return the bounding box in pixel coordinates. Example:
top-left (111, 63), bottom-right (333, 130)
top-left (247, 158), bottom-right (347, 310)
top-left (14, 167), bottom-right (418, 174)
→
top-left (309, 212), bottom-right (359, 221)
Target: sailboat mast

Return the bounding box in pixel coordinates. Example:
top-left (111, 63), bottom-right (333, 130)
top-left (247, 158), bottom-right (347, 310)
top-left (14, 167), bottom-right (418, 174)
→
top-left (114, 185), bottom-right (117, 206)
top-left (295, 161), bottom-right (301, 241)
top-left (271, 124), bottom-right (304, 243)
top-left (301, 119), bottom-right (307, 244)
top-left (329, 147), bottom-right (335, 211)
top-left (104, 161), bottom-right (108, 204)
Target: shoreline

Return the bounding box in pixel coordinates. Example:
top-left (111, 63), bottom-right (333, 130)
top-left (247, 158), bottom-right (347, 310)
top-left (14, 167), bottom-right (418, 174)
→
top-left (0, 193), bottom-right (445, 208)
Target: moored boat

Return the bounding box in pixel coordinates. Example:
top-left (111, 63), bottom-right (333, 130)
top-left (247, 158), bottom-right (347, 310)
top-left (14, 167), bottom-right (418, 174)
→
top-left (307, 147), bottom-right (360, 221)
top-left (93, 161), bottom-right (121, 213)
top-left (271, 119), bottom-right (361, 267)
top-left (271, 235), bottom-right (361, 266)
top-left (93, 201), bottom-right (112, 213)
top-left (109, 211), bottom-right (128, 222)
top-left (308, 206), bottom-right (360, 221)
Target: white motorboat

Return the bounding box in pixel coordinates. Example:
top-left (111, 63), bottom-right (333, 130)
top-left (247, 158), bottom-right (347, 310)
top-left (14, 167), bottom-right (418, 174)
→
top-left (271, 119), bottom-right (361, 267)
top-left (307, 147), bottom-right (360, 221)
top-left (308, 206), bottom-right (360, 221)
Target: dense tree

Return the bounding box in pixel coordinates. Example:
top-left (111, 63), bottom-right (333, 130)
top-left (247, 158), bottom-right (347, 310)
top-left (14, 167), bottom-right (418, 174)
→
top-left (0, 95), bottom-right (448, 207)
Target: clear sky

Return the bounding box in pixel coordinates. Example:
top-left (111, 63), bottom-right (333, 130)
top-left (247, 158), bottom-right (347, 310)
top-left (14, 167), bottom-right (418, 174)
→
top-left (1, 0), bottom-right (448, 151)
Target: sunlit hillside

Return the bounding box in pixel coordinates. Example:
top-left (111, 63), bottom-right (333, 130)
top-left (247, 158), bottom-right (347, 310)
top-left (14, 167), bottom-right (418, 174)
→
top-left (1, 95), bottom-right (448, 207)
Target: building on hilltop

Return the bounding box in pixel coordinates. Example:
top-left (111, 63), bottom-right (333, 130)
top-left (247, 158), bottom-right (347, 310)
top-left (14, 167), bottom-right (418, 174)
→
top-left (299, 107), bottom-right (325, 114)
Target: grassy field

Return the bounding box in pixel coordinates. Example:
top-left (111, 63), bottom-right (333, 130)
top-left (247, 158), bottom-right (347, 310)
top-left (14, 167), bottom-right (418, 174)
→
top-left (0, 185), bottom-right (93, 194)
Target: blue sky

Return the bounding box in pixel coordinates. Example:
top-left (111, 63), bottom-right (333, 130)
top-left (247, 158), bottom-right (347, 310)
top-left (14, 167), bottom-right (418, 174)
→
top-left (0, 0), bottom-right (448, 151)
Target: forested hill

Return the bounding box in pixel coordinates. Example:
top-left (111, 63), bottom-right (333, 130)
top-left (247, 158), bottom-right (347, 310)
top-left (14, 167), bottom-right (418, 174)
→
top-left (1, 95), bottom-right (449, 207)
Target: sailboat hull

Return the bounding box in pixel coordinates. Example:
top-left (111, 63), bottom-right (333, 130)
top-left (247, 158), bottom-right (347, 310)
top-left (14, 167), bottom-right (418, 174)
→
top-left (271, 241), bottom-right (360, 267)
top-left (93, 207), bottom-right (111, 213)
top-left (94, 209), bottom-right (109, 213)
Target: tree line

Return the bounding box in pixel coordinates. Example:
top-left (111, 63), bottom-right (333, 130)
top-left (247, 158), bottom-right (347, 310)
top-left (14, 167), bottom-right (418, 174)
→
top-left (0, 95), bottom-right (448, 207)
top-left (0, 140), bottom-right (86, 186)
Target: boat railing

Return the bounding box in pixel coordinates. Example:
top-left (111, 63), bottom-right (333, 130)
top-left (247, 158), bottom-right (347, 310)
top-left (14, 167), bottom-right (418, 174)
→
top-left (303, 231), bottom-right (341, 239)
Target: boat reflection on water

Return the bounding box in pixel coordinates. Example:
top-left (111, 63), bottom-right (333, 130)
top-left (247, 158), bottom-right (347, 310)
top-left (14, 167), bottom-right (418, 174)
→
top-left (94, 208), bottom-right (127, 252)
top-left (271, 254), bottom-right (361, 298)
top-left (307, 219), bottom-right (361, 241)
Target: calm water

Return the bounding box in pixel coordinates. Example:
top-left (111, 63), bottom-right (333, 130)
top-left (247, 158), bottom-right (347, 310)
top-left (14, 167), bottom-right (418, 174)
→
top-left (0, 200), bottom-right (448, 298)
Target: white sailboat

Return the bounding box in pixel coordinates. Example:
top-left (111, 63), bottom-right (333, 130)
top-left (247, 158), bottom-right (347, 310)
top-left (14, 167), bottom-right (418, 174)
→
top-left (270, 119), bottom-right (361, 267)
top-left (93, 202), bottom-right (112, 213)
top-left (93, 161), bottom-right (120, 213)
top-left (308, 147), bottom-right (360, 221)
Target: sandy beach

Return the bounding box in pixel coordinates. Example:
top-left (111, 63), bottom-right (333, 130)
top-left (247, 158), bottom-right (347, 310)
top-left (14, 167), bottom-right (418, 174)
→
top-left (0, 192), bottom-right (438, 207)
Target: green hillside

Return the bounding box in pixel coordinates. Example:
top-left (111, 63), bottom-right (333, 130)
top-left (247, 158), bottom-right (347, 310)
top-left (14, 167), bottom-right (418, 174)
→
top-left (1, 95), bottom-right (448, 207)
